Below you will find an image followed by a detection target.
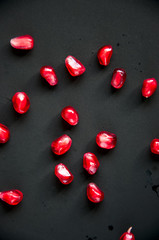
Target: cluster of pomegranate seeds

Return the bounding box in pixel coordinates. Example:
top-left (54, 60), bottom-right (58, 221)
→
top-left (142, 78), bottom-right (157, 98)
top-left (61, 106), bottom-right (79, 126)
top-left (0, 123), bottom-right (10, 143)
top-left (65, 55), bottom-right (86, 76)
top-left (120, 227), bottom-right (135, 240)
top-left (55, 163), bottom-right (74, 184)
top-left (40, 66), bottom-right (58, 86)
top-left (10, 35), bottom-right (34, 50)
top-left (51, 134), bottom-right (72, 155)
top-left (12, 92), bottom-right (30, 114)
top-left (111, 68), bottom-right (127, 89)
top-left (87, 183), bottom-right (104, 203)
top-left (0, 190), bottom-right (23, 206)
top-left (83, 152), bottom-right (100, 175)
top-left (96, 131), bottom-right (117, 149)
top-left (97, 45), bottom-right (113, 66)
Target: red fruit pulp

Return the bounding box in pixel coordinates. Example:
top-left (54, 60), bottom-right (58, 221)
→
top-left (65, 55), bottom-right (86, 76)
top-left (55, 163), bottom-right (74, 184)
top-left (111, 68), bottom-right (126, 89)
top-left (0, 190), bottom-right (23, 205)
top-left (87, 183), bottom-right (104, 203)
top-left (120, 227), bottom-right (135, 240)
top-left (83, 152), bottom-right (100, 175)
top-left (10, 35), bottom-right (34, 50)
top-left (12, 92), bottom-right (30, 114)
top-left (61, 106), bottom-right (79, 126)
top-left (142, 78), bottom-right (157, 98)
top-left (97, 45), bottom-right (113, 66)
top-left (150, 139), bottom-right (159, 154)
top-left (96, 131), bottom-right (117, 149)
top-left (0, 123), bottom-right (10, 143)
top-left (51, 134), bottom-right (72, 155)
top-left (40, 66), bottom-right (58, 86)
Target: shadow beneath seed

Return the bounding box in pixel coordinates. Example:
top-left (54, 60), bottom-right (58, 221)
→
top-left (10, 46), bottom-right (32, 57)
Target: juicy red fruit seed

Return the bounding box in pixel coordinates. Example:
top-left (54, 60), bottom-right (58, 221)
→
top-left (0, 123), bottom-right (10, 143)
top-left (142, 78), bottom-right (157, 98)
top-left (97, 45), bottom-right (113, 66)
top-left (83, 153), bottom-right (100, 175)
top-left (120, 227), bottom-right (135, 240)
top-left (150, 139), bottom-right (159, 154)
top-left (51, 134), bottom-right (72, 155)
top-left (61, 106), bottom-right (79, 126)
top-left (65, 55), bottom-right (86, 77)
top-left (40, 66), bottom-right (58, 86)
top-left (96, 131), bottom-right (117, 149)
top-left (0, 190), bottom-right (23, 206)
top-left (10, 35), bottom-right (34, 50)
top-left (55, 163), bottom-right (74, 185)
top-left (111, 68), bottom-right (126, 89)
top-left (87, 183), bottom-right (104, 203)
top-left (12, 92), bottom-right (30, 114)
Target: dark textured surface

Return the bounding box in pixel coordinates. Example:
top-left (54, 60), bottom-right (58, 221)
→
top-left (0, 0), bottom-right (159, 239)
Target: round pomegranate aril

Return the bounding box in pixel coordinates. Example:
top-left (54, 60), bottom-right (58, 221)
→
top-left (0, 123), bottom-right (10, 143)
top-left (40, 66), bottom-right (58, 86)
top-left (142, 78), bottom-right (157, 98)
top-left (150, 139), bottom-right (159, 154)
top-left (55, 163), bottom-right (74, 184)
top-left (87, 183), bottom-right (104, 203)
top-left (111, 68), bottom-right (126, 89)
top-left (0, 190), bottom-right (23, 206)
top-left (61, 106), bottom-right (79, 126)
top-left (51, 134), bottom-right (72, 155)
top-left (97, 45), bottom-right (113, 66)
top-left (12, 92), bottom-right (30, 114)
top-left (10, 35), bottom-right (34, 50)
top-left (120, 227), bottom-right (135, 240)
top-left (65, 55), bottom-right (86, 77)
top-left (83, 152), bottom-right (100, 175)
top-left (96, 131), bottom-right (117, 149)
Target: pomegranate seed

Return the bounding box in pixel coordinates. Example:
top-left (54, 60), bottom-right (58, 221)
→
top-left (65, 55), bottom-right (86, 77)
top-left (96, 131), bottom-right (117, 149)
top-left (12, 92), bottom-right (30, 114)
top-left (97, 45), bottom-right (113, 66)
top-left (150, 139), bottom-right (159, 154)
top-left (83, 152), bottom-right (100, 175)
top-left (51, 134), bottom-right (72, 155)
top-left (61, 106), bottom-right (79, 126)
top-left (55, 163), bottom-right (74, 184)
top-left (87, 183), bottom-right (104, 203)
top-left (142, 78), bottom-right (157, 98)
top-left (120, 227), bottom-right (135, 240)
top-left (10, 35), bottom-right (34, 50)
top-left (0, 124), bottom-right (10, 143)
top-left (0, 190), bottom-right (23, 206)
top-left (40, 66), bottom-right (58, 86)
top-left (111, 68), bottom-right (126, 89)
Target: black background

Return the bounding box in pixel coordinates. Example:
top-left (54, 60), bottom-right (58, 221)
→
top-left (0, 0), bottom-right (159, 239)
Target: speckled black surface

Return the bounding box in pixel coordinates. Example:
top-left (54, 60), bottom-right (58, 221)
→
top-left (0, 0), bottom-right (159, 239)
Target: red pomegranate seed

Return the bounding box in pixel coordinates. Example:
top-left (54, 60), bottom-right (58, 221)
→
top-left (0, 190), bottom-right (23, 206)
top-left (40, 66), bottom-right (58, 86)
top-left (51, 134), bottom-right (72, 155)
top-left (97, 45), bottom-right (113, 66)
top-left (120, 227), bottom-right (135, 240)
top-left (10, 35), bottom-right (34, 50)
top-left (61, 106), bottom-right (79, 126)
top-left (0, 124), bottom-right (10, 143)
top-left (142, 78), bottom-right (157, 98)
top-left (87, 183), bottom-right (104, 203)
top-left (96, 131), bottom-right (117, 149)
top-left (111, 68), bottom-right (126, 89)
top-left (150, 139), bottom-right (159, 154)
top-left (12, 92), bottom-right (30, 114)
top-left (65, 55), bottom-right (86, 77)
top-left (83, 153), bottom-right (100, 175)
top-left (55, 163), bottom-right (74, 184)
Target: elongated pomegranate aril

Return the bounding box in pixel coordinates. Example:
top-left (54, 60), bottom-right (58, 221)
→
top-left (12, 92), bottom-right (30, 114)
top-left (87, 183), bottom-right (104, 203)
top-left (83, 153), bottom-right (100, 175)
top-left (10, 35), bottom-right (34, 50)
top-left (40, 66), bottom-right (58, 86)
top-left (150, 139), bottom-right (159, 154)
top-left (0, 190), bottom-right (23, 206)
top-left (96, 131), bottom-right (117, 149)
top-left (61, 106), bottom-right (79, 126)
top-left (97, 45), bottom-right (113, 66)
top-left (120, 227), bottom-right (135, 240)
top-left (65, 55), bottom-right (86, 76)
top-left (111, 68), bottom-right (126, 89)
top-left (51, 134), bottom-right (72, 155)
top-left (0, 123), bottom-right (10, 143)
top-left (142, 78), bottom-right (157, 98)
top-left (55, 163), bottom-right (74, 184)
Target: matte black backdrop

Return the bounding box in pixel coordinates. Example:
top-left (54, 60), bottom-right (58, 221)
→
top-left (0, 0), bottom-right (159, 239)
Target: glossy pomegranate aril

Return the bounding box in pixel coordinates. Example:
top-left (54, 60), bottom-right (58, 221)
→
top-left (87, 183), bottom-right (104, 203)
top-left (61, 106), bottom-right (79, 126)
top-left (12, 92), bottom-right (30, 114)
top-left (0, 190), bottom-right (23, 206)
top-left (120, 227), bottom-right (135, 240)
top-left (40, 66), bottom-right (58, 86)
top-left (0, 123), bottom-right (10, 143)
top-left (111, 68), bottom-right (126, 89)
top-left (65, 55), bottom-right (86, 77)
top-left (55, 163), bottom-right (74, 184)
top-left (142, 78), bottom-right (157, 98)
top-left (97, 45), bottom-right (113, 66)
top-left (150, 139), bottom-right (159, 154)
top-left (83, 153), bottom-right (100, 175)
top-left (96, 131), bottom-right (117, 149)
top-left (10, 35), bottom-right (34, 50)
top-left (51, 134), bottom-right (72, 155)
